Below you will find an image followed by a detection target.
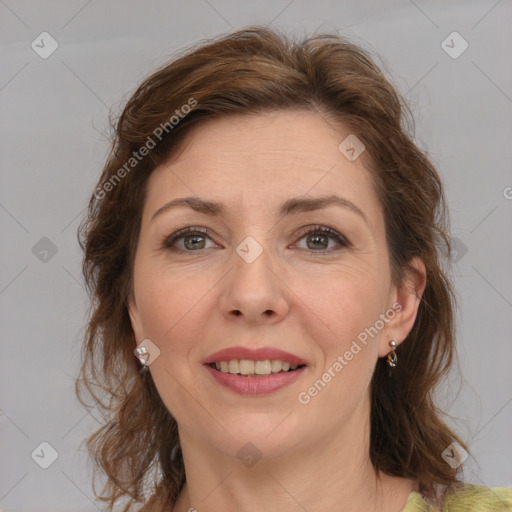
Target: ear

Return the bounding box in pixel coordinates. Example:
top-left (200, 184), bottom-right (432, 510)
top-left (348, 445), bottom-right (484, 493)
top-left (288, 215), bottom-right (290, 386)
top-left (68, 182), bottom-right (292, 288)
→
top-left (127, 293), bottom-right (145, 342)
top-left (378, 257), bottom-right (427, 357)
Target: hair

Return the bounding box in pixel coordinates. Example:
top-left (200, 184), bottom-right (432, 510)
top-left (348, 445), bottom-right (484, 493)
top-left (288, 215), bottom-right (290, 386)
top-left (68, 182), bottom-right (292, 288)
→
top-left (76, 24), bottom-right (467, 511)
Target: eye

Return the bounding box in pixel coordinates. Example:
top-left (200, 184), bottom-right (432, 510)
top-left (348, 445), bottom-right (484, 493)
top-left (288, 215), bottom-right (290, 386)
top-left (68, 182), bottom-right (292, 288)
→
top-left (161, 226), bottom-right (217, 252)
top-left (293, 225), bottom-right (350, 254)
top-left (161, 224), bottom-right (350, 255)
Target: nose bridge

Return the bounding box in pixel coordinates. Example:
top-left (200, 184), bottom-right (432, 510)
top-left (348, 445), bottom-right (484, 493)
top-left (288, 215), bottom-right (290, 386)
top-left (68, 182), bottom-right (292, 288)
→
top-left (220, 234), bottom-right (290, 323)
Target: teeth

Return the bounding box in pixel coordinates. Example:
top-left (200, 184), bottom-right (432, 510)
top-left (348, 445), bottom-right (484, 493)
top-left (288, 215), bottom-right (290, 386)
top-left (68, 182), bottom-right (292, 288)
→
top-left (211, 359), bottom-right (301, 375)
top-left (239, 359), bottom-right (254, 375)
top-left (271, 360), bottom-right (282, 372)
top-left (255, 360), bottom-right (272, 375)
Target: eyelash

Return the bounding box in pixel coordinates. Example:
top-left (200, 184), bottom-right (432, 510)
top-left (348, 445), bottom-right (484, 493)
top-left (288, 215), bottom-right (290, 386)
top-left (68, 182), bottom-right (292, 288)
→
top-left (161, 224), bottom-right (350, 256)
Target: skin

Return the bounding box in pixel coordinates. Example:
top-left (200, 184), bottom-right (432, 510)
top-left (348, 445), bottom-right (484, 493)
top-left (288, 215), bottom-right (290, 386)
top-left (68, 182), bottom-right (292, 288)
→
top-left (128, 109), bottom-right (426, 512)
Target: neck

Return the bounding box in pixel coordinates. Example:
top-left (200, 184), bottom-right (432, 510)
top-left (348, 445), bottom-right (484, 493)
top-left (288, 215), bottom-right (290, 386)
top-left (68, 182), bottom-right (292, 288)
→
top-left (172, 398), bottom-right (416, 512)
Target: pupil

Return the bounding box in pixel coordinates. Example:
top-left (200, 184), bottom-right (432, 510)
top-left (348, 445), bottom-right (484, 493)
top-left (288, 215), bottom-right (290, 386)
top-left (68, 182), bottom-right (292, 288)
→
top-left (185, 235), bottom-right (205, 250)
top-left (308, 234), bottom-right (327, 250)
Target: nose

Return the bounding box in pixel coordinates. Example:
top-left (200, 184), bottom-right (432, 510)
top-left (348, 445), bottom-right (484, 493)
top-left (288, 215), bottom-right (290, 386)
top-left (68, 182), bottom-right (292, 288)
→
top-left (219, 246), bottom-right (291, 325)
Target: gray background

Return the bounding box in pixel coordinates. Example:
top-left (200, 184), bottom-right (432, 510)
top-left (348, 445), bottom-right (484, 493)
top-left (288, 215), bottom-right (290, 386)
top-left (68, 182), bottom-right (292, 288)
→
top-left (1, 1), bottom-right (511, 510)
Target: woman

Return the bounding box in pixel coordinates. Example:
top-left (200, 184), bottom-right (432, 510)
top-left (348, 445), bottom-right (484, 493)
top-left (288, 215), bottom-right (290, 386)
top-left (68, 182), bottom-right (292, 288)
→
top-left (76, 26), bottom-right (512, 511)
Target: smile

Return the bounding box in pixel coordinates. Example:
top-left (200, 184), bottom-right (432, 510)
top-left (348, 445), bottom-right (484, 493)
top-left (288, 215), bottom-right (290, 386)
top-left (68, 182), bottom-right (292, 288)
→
top-left (203, 361), bottom-right (308, 395)
top-left (208, 359), bottom-right (306, 376)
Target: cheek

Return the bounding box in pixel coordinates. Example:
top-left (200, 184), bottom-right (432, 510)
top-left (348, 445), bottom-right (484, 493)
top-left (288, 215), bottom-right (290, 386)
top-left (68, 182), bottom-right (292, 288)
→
top-left (298, 276), bottom-right (383, 406)
top-left (293, 266), bottom-right (387, 401)
top-left (135, 261), bottom-right (213, 341)
top-left (297, 263), bottom-right (387, 336)
top-left (136, 271), bottom-right (211, 419)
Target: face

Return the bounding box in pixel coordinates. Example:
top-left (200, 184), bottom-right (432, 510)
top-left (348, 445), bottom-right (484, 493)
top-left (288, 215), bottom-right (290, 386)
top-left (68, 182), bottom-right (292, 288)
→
top-left (128, 109), bottom-right (423, 460)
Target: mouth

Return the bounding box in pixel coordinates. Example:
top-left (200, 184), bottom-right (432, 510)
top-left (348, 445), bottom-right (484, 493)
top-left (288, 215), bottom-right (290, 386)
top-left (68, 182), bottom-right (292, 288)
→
top-left (206, 360), bottom-right (307, 377)
top-left (203, 359), bottom-right (308, 395)
top-left (202, 347), bottom-right (309, 394)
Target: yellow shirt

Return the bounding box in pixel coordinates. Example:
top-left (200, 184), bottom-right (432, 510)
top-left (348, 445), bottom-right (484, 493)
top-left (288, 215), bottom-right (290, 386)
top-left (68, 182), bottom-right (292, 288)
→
top-left (403, 484), bottom-right (512, 511)
top-left (141, 483), bottom-right (512, 511)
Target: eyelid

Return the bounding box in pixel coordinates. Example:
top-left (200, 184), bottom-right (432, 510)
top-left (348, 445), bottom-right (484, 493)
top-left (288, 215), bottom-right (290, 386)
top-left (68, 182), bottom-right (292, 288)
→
top-left (292, 224), bottom-right (351, 253)
top-left (294, 224), bottom-right (350, 243)
top-left (161, 226), bottom-right (215, 250)
top-left (161, 224), bottom-right (351, 253)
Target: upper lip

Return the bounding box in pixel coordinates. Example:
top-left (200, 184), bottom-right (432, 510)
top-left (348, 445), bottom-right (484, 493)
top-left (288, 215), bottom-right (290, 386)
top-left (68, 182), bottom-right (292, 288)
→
top-left (203, 346), bottom-right (308, 366)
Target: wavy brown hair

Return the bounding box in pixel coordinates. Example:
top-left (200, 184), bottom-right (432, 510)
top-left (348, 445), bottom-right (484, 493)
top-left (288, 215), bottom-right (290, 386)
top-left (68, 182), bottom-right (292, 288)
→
top-left (76, 25), bottom-right (467, 511)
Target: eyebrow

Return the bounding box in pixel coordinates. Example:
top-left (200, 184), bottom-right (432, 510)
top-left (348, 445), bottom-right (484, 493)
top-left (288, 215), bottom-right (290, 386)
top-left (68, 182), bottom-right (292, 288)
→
top-left (150, 194), bottom-right (367, 223)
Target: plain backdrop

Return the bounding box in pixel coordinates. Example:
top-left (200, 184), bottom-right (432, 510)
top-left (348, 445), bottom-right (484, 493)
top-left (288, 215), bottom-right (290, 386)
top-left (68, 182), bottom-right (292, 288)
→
top-left (1, 1), bottom-right (511, 510)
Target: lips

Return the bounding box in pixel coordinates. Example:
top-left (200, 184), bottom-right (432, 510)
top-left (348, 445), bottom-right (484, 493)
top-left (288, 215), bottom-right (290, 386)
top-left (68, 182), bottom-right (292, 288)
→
top-left (203, 363), bottom-right (307, 395)
top-left (202, 346), bottom-right (309, 395)
top-left (203, 346), bottom-right (308, 367)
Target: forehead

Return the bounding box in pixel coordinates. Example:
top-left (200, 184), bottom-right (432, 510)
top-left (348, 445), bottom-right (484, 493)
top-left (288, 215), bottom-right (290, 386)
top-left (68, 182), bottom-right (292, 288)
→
top-left (143, 110), bottom-right (381, 227)
top-left (162, 109), bottom-right (361, 169)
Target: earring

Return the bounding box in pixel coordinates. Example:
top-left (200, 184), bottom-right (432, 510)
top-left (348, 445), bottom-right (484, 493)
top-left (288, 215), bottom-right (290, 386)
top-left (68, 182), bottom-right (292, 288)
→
top-left (386, 340), bottom-right (397, 367)
top-left (134, 346), bottom-right (150, 376)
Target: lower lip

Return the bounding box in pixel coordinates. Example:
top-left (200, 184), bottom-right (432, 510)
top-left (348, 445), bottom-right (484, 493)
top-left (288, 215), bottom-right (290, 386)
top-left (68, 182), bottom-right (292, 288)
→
top-left (203, 364), bottom-right (307, 395)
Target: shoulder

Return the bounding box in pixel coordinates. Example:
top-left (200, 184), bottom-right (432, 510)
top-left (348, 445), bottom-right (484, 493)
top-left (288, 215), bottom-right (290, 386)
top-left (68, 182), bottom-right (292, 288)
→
top-left (443, 483), bottom-right (512, 511)
top-left (404, 483), bottom-right (512, 512)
